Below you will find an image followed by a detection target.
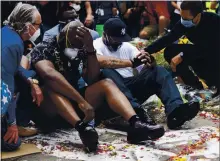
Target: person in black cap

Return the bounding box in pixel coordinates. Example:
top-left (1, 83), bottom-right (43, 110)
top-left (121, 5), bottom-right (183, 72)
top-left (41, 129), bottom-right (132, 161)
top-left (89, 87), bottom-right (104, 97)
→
top-left (94, 17), bottom-right (200, 130)
top-left (29, 20), bottom-right (165, 151)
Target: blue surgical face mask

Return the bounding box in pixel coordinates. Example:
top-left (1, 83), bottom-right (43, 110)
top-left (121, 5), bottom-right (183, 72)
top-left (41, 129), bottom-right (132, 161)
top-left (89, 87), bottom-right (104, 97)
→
top-left (181, 17), bottom-right (196, 28)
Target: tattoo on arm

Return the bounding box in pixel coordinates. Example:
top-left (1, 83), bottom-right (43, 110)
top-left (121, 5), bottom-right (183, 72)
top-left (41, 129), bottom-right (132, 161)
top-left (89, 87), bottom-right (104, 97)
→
top-left (99, 58), bottom-right (132, 69)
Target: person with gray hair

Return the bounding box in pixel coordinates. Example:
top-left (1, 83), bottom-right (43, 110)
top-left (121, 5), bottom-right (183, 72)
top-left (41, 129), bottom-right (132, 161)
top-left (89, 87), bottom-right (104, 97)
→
top-left (1, 2), bottom-right (43, 151)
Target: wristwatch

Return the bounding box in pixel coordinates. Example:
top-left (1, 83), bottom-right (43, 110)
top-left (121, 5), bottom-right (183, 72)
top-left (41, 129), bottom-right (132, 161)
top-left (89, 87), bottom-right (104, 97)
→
top-left (28, 78), bottom-right (39, 85)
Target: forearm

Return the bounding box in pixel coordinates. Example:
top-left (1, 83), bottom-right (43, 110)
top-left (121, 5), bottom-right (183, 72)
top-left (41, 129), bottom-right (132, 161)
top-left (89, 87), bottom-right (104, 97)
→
top-left (85, 54), bottom-right (101, 85)
top-left (85, 1), bottom-right (92, 16)
top-left (41, 68), bottom-right (85, 103)
top-left (97, 55), bottom-right (133, 69)
top-left (145, 23), bottom-right (184, 54)
top-left (171, 1), bottom-right (180, 10)
top-left (7, 98), bottom-right (17, 125)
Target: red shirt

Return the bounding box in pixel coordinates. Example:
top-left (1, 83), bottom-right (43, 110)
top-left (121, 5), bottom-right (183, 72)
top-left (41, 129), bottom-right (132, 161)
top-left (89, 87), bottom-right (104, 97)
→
top-left (139, 1), bottom-right (170, 25)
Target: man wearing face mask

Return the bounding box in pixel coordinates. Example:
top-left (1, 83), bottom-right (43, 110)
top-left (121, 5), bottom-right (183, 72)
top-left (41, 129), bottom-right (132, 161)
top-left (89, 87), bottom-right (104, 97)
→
top-left (30, 20), bottom-right (165, 151)
top-left (94, 18), bottom-right (200, 130)
top-left (43, 1), bottom-right (99, 42)
top-left (144, 1), bottom-right (220, 94)
top-left (1, 3), bottom-right (43, 151)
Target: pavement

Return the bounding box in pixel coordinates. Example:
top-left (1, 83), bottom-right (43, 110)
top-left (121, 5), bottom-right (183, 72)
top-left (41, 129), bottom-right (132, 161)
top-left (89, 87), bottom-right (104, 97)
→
top-left (2, 115), bottom-right (219, 161)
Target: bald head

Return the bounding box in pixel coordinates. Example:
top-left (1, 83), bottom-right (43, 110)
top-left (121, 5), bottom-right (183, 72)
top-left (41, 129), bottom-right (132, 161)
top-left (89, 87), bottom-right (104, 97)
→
top-left (59, 20), bottom-right (84, 49)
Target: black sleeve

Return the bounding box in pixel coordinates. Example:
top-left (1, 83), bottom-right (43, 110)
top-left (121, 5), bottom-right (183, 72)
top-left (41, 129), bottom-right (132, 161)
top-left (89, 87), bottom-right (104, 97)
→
top-left (145, 21), bottom-right (186, 54)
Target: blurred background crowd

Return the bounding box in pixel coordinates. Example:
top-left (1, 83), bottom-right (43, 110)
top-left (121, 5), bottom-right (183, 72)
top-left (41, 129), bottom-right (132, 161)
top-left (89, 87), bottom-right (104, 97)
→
top-left (2, 1), bottom-right (219, 42)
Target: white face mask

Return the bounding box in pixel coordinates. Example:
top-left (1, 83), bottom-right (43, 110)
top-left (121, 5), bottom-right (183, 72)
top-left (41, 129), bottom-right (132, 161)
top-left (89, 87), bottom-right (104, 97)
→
top-left (29, 28), bottom-right (41, 42)
top-left (70, 3), bottom-right (81, 12)
top-left (64, 48), bottom-right (79, 60)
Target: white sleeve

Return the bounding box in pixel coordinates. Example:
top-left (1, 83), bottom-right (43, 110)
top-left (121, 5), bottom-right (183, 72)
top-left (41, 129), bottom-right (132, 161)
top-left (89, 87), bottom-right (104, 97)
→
top-left (126, 43), bottom-right (140, 60)
top-left (93, 39), bottom-right (103, 55)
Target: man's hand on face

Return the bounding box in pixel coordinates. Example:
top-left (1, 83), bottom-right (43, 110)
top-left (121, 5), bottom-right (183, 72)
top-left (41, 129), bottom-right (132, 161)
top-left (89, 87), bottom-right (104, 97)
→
top-left (3, 125), bottom-right (19, 144)
top-left (76, 26), bottom-right (94, 53)
top-left (170, 54), bottom-right (183, 72)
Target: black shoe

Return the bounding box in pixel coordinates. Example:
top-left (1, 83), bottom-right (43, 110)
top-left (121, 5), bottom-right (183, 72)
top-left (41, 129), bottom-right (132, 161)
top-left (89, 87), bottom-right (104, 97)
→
top-left (77, 124), bottom-right (99, 152)
top-left (127, 121), bottom-right (165, 144)
top-left (134, 108), bottom-right (157, 125)
top-left (167, 101), bottom-right (200, 129)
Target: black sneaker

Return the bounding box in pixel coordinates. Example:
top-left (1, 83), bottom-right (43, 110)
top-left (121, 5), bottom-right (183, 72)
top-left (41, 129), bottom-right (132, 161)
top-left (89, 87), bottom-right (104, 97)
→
top-left (127, 121), bottom-right (165, 144)
top-left (134, 108), bottom-right (157, 125)
top-left (167, 101), bottom-right (200, 129)
top-left (77, 124), bottom-right (99, 152)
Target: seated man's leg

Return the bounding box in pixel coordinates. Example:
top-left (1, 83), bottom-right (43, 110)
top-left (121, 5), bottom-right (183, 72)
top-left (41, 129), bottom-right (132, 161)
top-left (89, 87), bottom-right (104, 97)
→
top-left (124, 66), bottom-right (200, 129)
top-left (85, 79), bottom-right (165, 143)
top-left (164, 44), bottom-right (203, 89)
top-left (38, 88), bottom-right (98, 152)
top-left (102, 69), bottom-right (140, 109)
top-left (1, 117), bottom-right (21, 152)
top-left (151, 66), bottom-right (200, 129)
top-left (102, 69), bottom-right (155, 125)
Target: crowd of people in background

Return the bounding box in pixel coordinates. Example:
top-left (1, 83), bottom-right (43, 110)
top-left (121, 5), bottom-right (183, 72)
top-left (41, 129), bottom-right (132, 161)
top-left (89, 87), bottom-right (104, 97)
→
top-left (1, 1), bottom-right (220, 153)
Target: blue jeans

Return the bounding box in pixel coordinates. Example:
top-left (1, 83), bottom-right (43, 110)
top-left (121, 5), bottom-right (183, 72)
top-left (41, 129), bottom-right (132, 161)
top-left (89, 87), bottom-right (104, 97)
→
top-left (102, 66), bottom-right (183, 116)
top-left (1, 117), bottom-right (21, 151)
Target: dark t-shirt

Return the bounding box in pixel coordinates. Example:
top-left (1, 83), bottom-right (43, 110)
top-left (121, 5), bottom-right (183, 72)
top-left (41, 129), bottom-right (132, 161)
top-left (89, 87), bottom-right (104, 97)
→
top-left (91, 1), bottom-right (117, 24)
top-left (35, 2), bottom-right (59, 28)
top-left (146, 12), bottom-right (220, 59)
top-left (30, 38), bottom-right (83, 88)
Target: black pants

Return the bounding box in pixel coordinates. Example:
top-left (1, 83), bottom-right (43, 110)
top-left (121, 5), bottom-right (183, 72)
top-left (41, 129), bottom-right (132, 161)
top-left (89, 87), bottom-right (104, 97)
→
top-left (164, 44), bottom-right (219, 90)
top-left (102, 66), bottom-right (183, 116)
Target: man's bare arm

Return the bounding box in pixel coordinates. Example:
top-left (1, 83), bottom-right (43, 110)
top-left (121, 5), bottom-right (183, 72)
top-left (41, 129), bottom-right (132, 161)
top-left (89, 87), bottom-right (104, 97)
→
top-left (83, 53), bottom-right (101, 85)
top-left (97, 55), bottom-right (133, 69)
top-left (34, 60), bottom-right (85, 103)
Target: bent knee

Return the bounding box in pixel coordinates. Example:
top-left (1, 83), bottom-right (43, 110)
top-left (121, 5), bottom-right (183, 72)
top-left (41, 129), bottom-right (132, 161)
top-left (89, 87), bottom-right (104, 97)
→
top-left (139, 30), bottom-right (150, 39)
top-left (2, 138), bottom-right (21, 151)
top-left (154, 66), bottom-right (170, 78)
top-left (99, 78), bottom-right (115, 86)
top-left (159, 16), bottom-right (170, 23)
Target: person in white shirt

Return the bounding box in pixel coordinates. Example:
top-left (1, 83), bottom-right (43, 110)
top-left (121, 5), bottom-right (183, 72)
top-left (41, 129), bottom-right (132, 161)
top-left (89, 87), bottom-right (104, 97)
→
top-left (94, 18), bottom-right (200, 130)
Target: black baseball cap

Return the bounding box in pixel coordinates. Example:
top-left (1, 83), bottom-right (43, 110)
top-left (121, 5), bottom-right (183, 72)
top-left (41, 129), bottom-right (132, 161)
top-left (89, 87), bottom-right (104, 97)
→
top-left (104, 18), bottom-right (132, 42)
